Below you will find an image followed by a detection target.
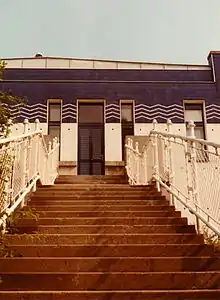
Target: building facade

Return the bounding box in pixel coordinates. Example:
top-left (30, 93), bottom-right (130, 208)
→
top-left (1, 51), bottom-right (220, 175)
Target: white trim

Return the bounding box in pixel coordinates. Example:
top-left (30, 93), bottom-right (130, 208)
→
top-left (211, 53), bottom-right (216, 82)
top-left (3, 57), bottom-right (211, 71)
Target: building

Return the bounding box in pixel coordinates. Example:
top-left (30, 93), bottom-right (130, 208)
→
top-left (1, 51), bottom-right (220, 175)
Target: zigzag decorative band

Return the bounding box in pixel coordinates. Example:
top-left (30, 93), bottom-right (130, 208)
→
top-left (135, 104), bottom-right (184, 122)
top-left (206, 104), bottom-right (220, 121)
top-left (4, 103), bottom-right (220, 123)
top-left (62, 104), bottom-right (77, 121)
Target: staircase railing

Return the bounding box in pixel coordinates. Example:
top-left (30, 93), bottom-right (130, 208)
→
top-left (125, 119), bottom-right (220, 237)
top-left (0, 119), bottom-right (60, 230)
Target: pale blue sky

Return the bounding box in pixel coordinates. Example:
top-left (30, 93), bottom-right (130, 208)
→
top-left (1, 0), bottom-right (220, 64)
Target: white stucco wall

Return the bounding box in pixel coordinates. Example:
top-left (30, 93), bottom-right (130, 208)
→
top-left (11, 123), bottom-right (48, 136)
top-left (60, 123), bottom-right (77, 162)
top-left (206, 124), bottom-right (220, 144)
top-left (134, 123), bottom-right (187, 136)
top-left (105, 123), bottom-right (122, 162)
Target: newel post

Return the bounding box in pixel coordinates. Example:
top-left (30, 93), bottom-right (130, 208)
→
top-left (152, 119), bottom-right (160, 191)
top-left (21, 119), bottom-right (29, 207)
top-left (34, 118), bottom-right (40, 131)
top-left (34, 119), bottom-right (41, 186)
top-left (23, 118), bottom-right (29, 134)
top-left (166, 119), bottom-right (175, 204)
top-left (135, 142), bottom-right (140, 184)
top-left (188, 120), bottom-right (200, 232)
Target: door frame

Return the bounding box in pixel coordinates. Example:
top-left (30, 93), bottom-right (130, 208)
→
top-left (77, 99), bottom-right (105, 175)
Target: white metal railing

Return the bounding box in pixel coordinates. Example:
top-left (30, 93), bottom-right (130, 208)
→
top-left (125, 119), bottom-right (220, 237)
top-left (0, 118), bottom-right (60, 230)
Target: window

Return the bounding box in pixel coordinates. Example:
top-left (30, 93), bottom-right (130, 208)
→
top-left (184, 103), bottom-right (208, 162)
top-left (121, 104), bottom-right (133, 123)
top-left (184, 103), bottom-right (205, 139)
top-left (121, 102), bottom-right (134, 160)
top-left (48, 101), bottom-right (62, 140)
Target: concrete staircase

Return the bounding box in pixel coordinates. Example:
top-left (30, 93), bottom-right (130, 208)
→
top-left (0, 175), bottom-right (220, 299)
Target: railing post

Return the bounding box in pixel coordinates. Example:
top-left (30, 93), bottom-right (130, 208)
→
top-left (52, 137), bottom-right (58, 180)
top-left (23, 118), bottom-right (29, 134)
top-left (126, 138), bottom-right (131, 185)
top-left (21, 119), bottom-right (29, 207)
top-left (143, 147), bottom-right (148, 185)
top-left (135, 142), bottom-right (140, 185)
top-left (152, 119), bottom-right (160, 191)
top-left (167, 119), bottom-right (175, 205)
top-left (7, 119), bottom-right (13, 137)
top-left (188, 120), bottom-right (200, 232)
top-left (34, 118), bottom-right (40, 132)
top-left (32, 119), bottom-right (40, 193)
top-left (129, 138), bottom-right (134, 185)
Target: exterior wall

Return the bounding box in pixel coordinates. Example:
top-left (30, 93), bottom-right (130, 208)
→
top-left (1, 51), bottom-right (220, 173)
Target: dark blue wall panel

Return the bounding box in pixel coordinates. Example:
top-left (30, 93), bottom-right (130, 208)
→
top-left (1, 60), bottom-right (220, 124)
top-left (3, 68), bottom-right (212, 82)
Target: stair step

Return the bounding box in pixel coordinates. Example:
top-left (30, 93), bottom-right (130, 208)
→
top-left (1, 257), bottom-right (220, 272)
top-left (1, 272), bottom-right (220, 290)
top-left (28, 205), bottom-right (175, 211)
top-left (32, 195), bottom-right (165, 199)
top-left (5, 233), bottom-right (203, 245)
top-left (31, 211), bottom-right (180, 218)
top-left (35, 189), bottom-right (157, 194)
top-left (14, 217), bottom-right (188, 226)
top-left (14, 224), bottom-right (196, 234)
top-left (7, 244), bottom-right (215, 257)
top-left (38, 185), bottom-right (155, 190)
top-left (0, 290), bottom-right (220, 300)
top-left (30, 200), bottom-right (169, 205)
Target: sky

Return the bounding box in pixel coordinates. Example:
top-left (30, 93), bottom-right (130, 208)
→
top-left (1, 0), bottom-right (220, 64)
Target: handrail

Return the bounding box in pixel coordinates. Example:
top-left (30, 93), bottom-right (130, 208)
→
top-left (0, 119), bottom-right (60, 231)
top-left (151, 129), bottom-right (220, 149)
top-left (125, 119), bottom-right (220, 237)
top-left (0, 130), bottom-right (41, 144)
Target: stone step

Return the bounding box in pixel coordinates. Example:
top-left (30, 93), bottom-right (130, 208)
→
top-left (5, 233), bottom-right (204, 245)
top-left (56, 175), bottom-right (126, 180)
top-left (14, 224), bottom-right (196, 234)
top-left (29, 199), bottom-right (169, 206)
top-left (7, 244), bottom-right (215, 257)
top-left (55, 178), bottom-right (128, 185)
top-left (31, 195), bottom-right (166, 200)
top-left (1, 257), bottom-right (220, 273)
top-left (0, 290), bottom-right (220, 300)
top-left (37, 184), bottom-right (155, 190)
top-left (1, 272), bottom-right (220, 290)
top-left (30, 210), bottom-right (181, 218)
top-left (34, 191), bottom-right (160, 196)
top-left (15, 216), bottom-right (188, 226)
top-left (55, 180), bottom-right (129, 184)
top-left (55, 175), bottom-right (127, 181)
top-left (28, 205), bottom-right (175, 212)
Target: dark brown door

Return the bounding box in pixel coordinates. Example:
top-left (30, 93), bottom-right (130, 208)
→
top-left (78, 103), bottom-right (105, 175)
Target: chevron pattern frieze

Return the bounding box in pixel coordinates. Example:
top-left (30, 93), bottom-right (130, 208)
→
top-left (4, 102), bottom-right (220, 123)
top-left (7, 103), bottom-right (47, 122)
top-left (206, 104), bottom-right (220, 121)
top-left (105, 104), bottom-right (120, 120)
top-left (135, 104), bottom-right (184, 121)
top-left (62, 103), bottom-right (77, 121)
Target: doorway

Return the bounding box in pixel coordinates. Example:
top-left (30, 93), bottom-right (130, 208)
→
top-left (78, 102), bottom-right (105, 175)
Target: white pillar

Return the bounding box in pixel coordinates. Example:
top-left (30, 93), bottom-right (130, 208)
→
top-left (35, 119), bottom-right (40, 132)
top-left (23, 119), bottom-right (29, 134)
